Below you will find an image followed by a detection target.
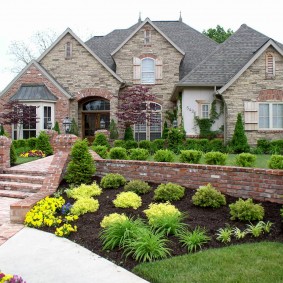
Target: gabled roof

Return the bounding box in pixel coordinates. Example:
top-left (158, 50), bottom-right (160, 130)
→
top-left (10, 84), bottom-right (58, 102)
top-left (86, 19), bottom-right (218, 78)
top-left (0, 60), bottom-right (72, 99)
top-left (176, 24), bottom-right (283, 88)
top-left (110, 18), bottom-right (185, 56)
top-left (37, 28), bottom-right (124, 83)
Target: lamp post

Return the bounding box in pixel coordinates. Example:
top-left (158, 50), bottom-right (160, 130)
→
top-left (173, 119), bottom-right (178, 128)
top-left (63, 117), bottom-right (72, 133)
top-left (47, 118), bottom-right (52, 130)
top-left (100, 118), bottom-right (106, 129)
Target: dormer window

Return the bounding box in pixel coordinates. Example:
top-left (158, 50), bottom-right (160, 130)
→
top-left (266, 52), bottom-right (275, 78)
top-left (65, 42), bottom-right (72, 59)
top-left (144, 29), bottom-right (151, 45)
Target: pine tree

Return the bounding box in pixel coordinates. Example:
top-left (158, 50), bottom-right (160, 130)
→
top-left (36, 131), bottom-right (53, 156)
top-left (65, 139), bottom-right (96, 185)
top-left (124, 126), bottom-right (134, 141)
top-left (109, 119), bottom-right (119, 140)
top-left (230, 113), bottom-right (250, 153)
top-left (52, 121), bottom-right (61, 134)
top-left (69, 118), bottom-right (79, 136)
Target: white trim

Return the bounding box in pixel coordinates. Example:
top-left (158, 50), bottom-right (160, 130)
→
top-left (37, 28), bottom-right (124, 83)
top-left (217, 39), bottom-right (283, 94)
top-left (259, 102), bottom-right (283, 129)
top-left (111, 18), bottom-right (185, 56)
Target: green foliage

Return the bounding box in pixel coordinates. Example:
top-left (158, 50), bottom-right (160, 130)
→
top-left (192, 183), bottom-right (226, 208)
top-left (109, 119), bottom-right (119, 140)
top-left (204, 151), bottom-right (227, 165)
top-left (91, 145), bottom-right (108, 159)
top-left (230, 113), bottom-right (250, 153)
top-left (99, 217), bottom-right (147, 250)
top-left (109, 147), bottom-right (127, 160)
top-left (153, 149), bottom-right (174, 162)
top-left (185, 139), bottom-right (209, 152)
top-left (100, 213), bottom-right (129, 228)
top-left (124, 228), bottom-right (171, 262)
top-left (235, 153), bottom-right (256, 167)
top-left (65, 139), bottom-right (96, 185)
top-left (216, 226), bottom-right (233, 243)
top-left (69, 118), bottom-right (79, 136)
top-left (245, 222), bottom-right (264, 238)
top-left (270, 140), bottom-right (283, 154)
top-left (100, 173), bottom-right (127, 189)
top-left (208, 139), bottom-right (224, 152)
top-left (124, 125), bottom-right (134, 141)
top-left (125, 140), bottom-right (138, 150)
top-left (280, 207), bottom-right (283, 219)
top-left (10, 143), bottom-right (17, 165)
top-left (162, 121), bottom-right (169, 139)
top-left (27, 137), bottom-right (38, 150)
top-left (66, 182), bottom-right (102, 199)
top-left (129, 148), bottom-right (149, 160)
top-left (180, 150), bottom-right (202, 164)
top-left (268, 155), bottom-right (283, 169)
top-left (203, 25), bottom-right (234, 43)
top-left (36, 131), bottom-right (53, 156)
top-left (232, 227), bottom-right (247, 240)
top-left (92, 133), bottom-right (109, 148)
top-left (177, 226), bottom-right (210, 253)
top-left (124, 180), bottom-right (151, 195)
top-left (52, 121), bottom-right (61, 134)
top-left (0, 124), bottom-right (4, 135)
top-left (154, 182), bottom-right (185, 202)
top-left (257, 139), bottom-right (271, 154)
top-left (70, 198), bottom-right (99, 216)
top-left (167, 128), bottom-right (185, 153)
top-left (113, 191), bottom-right (142, 209)
top-left (195, 117), bottom-right (213, 139)
top-left (113, 140), bottom-right (125, 148)
top-left (229, 198), bottom-right (264, 221)
top-left (152, 139), bottom-right (165, 151)
top-left (138, 140), bottom-right (152, 151)
top-left (13, 139), bottom-right (27, 148)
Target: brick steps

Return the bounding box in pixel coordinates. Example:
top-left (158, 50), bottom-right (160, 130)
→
top-left (0, 181), bottom-right (42, 193)
top-left (0, 174), bottom-right (45, 184)
top-left (3, 169), bottom-right (47, 177)
top-left (0, 189), bottom-right (34, 199)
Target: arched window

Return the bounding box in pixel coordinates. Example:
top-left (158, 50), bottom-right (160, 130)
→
top-left (266, 53), bottom-right (275, 78)
top-left (141, 58), bottom-right (155, 84)
top-left (135, 102), bottom-right (162, 141)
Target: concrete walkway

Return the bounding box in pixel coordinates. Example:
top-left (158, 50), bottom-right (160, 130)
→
top-left (0, 228), bottom-right (148, 283)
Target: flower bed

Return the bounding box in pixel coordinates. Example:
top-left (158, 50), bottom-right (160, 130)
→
top-left (20, 150), bottom-right (45, 158)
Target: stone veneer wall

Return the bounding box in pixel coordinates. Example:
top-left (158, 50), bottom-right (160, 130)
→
top-left (0, 136), bottom-right (12, 172)
top-left (113, 23), bottom-right (184, 116)
top-left (223, 46), bottom-right (283, 145)
top-left (94, 158), bottom-right (283, 204)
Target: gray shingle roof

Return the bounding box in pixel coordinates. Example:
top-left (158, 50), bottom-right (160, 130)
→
top-left (10, 84), bottom-right (58, 101)
top-left (178, 24), bottom-right (283, 86)
top-left (85, 20), bottom-right (218, 79)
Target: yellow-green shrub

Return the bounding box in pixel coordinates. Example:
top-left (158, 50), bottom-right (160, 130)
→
top-left (113, 192), bottom-right (142, 209)
top-left (66, 182), bottom-right (102, 199)
top-left (71, 198), bottom-right (99, 216)
top-left (100, 213), bottom-right (129, 228)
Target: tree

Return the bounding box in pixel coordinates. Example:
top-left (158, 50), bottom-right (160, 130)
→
top-left (230, 113), bottom-right (250, 153)
top-left (116, 85), bottom-right (158, 140)
top-left (52, 121), bottom-right (61, 134)
top-left (203, 25), bottom-right (233, 43)
top-left (69, 118), bottom-right (79, 136)
top-left (109, 119), bottom-right (119, 140)
top-left (8, 29), bottom-right (57, 72)
top-left (36, 131), bottom-right (53, 156)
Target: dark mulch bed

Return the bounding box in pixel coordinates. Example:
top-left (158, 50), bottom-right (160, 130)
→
top-left (41, 176), bottom-right (283, 271)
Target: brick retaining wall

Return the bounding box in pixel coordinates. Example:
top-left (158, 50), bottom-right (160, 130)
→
top-left (94, 158), bottom-right (283, 204)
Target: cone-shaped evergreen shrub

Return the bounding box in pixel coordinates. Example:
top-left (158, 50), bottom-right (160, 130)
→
top-left (162, 121), bottom-right (169, 139)
top-left (109, 119), bottom-right (119, 140)
top-left (52, 121), bottom-right (61, 134)
top-left (36, 131), bottom-right (53, 156)
top-left (69, 118), bottom-right (79, 136)
top-left (93, 133), bottom-right (110, 148)
top-left (10, 143), bottom-right (17, 165)
top-left (230, 113), bottom-right (250, 153)
top-left (65, 139), bottom-right (96, 185)
top-left (124, 126), bottom-right (134, 141)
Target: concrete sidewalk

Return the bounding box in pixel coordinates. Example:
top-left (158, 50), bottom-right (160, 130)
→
top-left (0, 227), bottom-right (149, 283)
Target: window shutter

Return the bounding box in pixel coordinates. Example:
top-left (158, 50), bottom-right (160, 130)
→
top-left (155, 58), bottom-right (163, 80)
top-left (244, 101), bottom-right (258, 130)
top-left (133, 57), bottom-right (141, 80)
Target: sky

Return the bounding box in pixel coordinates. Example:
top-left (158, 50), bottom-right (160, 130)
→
top-left (1, 0), bottom-right (283, 91)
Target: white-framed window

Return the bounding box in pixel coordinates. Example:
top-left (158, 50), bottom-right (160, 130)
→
top-left (43, 106), bottom-right (52, 129)
top-left (144, 29), bottom-right (151, 45)
top-left (259, 103), bottom-right (283, 129)
top-left (201, 104), bottom-right (210, 118)
top-left (266, 52), bottom-right (275, 78)
top-left (135, 102), bottom-right (162, 141)
top-left (141, 58), bottom-right (155, 84)
top-left (65, 42), bottom-right (72, 59)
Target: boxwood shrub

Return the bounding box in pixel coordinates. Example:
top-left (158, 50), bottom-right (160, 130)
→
top-left (109, 147), bottom-right (127, 160)
top-left (154, 182), bottom-right (185, 202)
top-left (235, 153), bottom-right (256, 167)
top-left (92, 145), bottom-right (108, 159)
top-left (129, 148), bottom-right (149, 160)
top-left (179, 150), bottom-right (202, 164)
top-left (204, 151), bottom-right (227, 165)
top-left (100, 173), bottom-right (127, 189)
top-left (124, 180), bottom-right (151, 195)
top-left (268, 155), bottom-right (283, 169)
top-left (153, 149), bottom-right (174, 162)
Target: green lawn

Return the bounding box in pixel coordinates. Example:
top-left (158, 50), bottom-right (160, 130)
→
top-left (133, 242), bottom-right (283, 283)
top-left (14, 156), bottom-right (41, 165)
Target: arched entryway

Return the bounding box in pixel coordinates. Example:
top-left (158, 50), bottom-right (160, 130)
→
top-left (81, 98), bottom-right (110, 142)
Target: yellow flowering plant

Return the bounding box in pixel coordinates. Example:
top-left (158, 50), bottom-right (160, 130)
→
top-left (55, 223), bottom-right (78, 237)
top-left (20, 149), bottom-right (46, 158)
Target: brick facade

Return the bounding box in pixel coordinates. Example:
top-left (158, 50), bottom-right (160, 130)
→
top-left (223, 46), bottom-right (283, 145)
top-left (94, 158), bottom-right (283, 204)
top-left (0, 136), bottom-right (12, 171)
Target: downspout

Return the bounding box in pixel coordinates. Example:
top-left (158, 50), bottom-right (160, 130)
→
top-left (215, 87), bottom-right (227, 144)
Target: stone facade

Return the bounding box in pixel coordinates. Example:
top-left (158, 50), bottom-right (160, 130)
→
top-left (113, 23), bottom-right (184, 117)
top-left (40, 33), bottom-right (121, 137)
top-left (223, 47), bottom-right (283, 145)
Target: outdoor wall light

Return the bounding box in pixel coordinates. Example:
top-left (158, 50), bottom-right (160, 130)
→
top-left (63, 117), bottom-right (72, 133)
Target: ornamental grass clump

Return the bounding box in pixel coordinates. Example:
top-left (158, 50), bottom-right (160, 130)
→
top-left (70, 198), bottom-right (99, 216)
top-left (100, 173), bottom-right (127, 189)
top-left (192, 183), bottom-right (226, 208)
top-left (66, 182), bottom-right (102, 200)
top-left (153, 182), bottom-right (185, 202)
top-left (113, 191), bottom-right (142, 209)
top-left (100, 213), bottom-right (129, 228)
top-left (124, 179), bottom-right (151, 195)
top-left (229, 198), bottom-right (264, 221)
